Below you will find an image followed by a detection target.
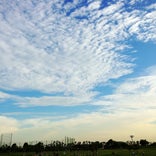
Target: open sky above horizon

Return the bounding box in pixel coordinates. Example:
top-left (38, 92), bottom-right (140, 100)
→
top-left (0, 0), bottom-right (156, 143)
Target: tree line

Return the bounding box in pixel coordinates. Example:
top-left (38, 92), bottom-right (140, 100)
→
top-left (0, 139), bottom-right (156, 153)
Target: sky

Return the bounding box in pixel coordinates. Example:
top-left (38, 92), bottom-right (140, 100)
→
top-left (0, 0), bottom-right (156, 144)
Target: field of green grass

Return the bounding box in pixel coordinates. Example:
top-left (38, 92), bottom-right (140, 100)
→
top-left (0, 148), bottom-right (156, 156)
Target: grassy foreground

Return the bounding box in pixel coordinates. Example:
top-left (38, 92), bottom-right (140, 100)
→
top-left (0, 148), bottom-right (156, 156)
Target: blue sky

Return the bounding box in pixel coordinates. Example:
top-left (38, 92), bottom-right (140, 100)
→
top-left (0, 0), bottom-right (156, 143)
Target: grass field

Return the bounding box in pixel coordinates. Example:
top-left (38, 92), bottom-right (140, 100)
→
top-left (0, 148), bottom-right (156, 156)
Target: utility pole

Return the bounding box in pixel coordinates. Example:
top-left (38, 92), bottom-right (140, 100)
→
top-left (0, 134), bottom-right (3, 147)
top-left (10, 133), bottom-right (13, 146)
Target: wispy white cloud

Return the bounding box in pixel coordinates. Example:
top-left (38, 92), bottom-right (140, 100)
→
top-left (145, 65), bottom-right (156, 75)
top-left (15, 94), bottom-right (94, 107)
top-left (0, 91), bottom-right (11, 99)
top-left (94, 69), bottom-right (156, 111)
top-left (0, 91), bottom-right (13, 102)
top-left (0, 90), bottom-right (96, 107)
top-left (129, 0), bottom-right (143, 5)
top-left (146, 3), bottom-right (156, 10)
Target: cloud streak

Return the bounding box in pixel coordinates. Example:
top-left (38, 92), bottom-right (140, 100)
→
top-left (94, 69), bottom-right (156, 113)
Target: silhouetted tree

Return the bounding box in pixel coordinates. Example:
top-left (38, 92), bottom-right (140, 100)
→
top-left (104, 139), bottom-right (129, 149)
top-left (104, 139), bottom-right (117, 149)
top-left (23, 142), bottom-right (29, 152)
top-left (11, 143), bottom-right (18, 152)
top-left (150, 142), bottom-right (156, 147)
top-left (140, 139), bottom-right (149, 147)
top-left (0, 144), bottom-right (10, 153)
top-left (34, 142), bottom-right (44, 154)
